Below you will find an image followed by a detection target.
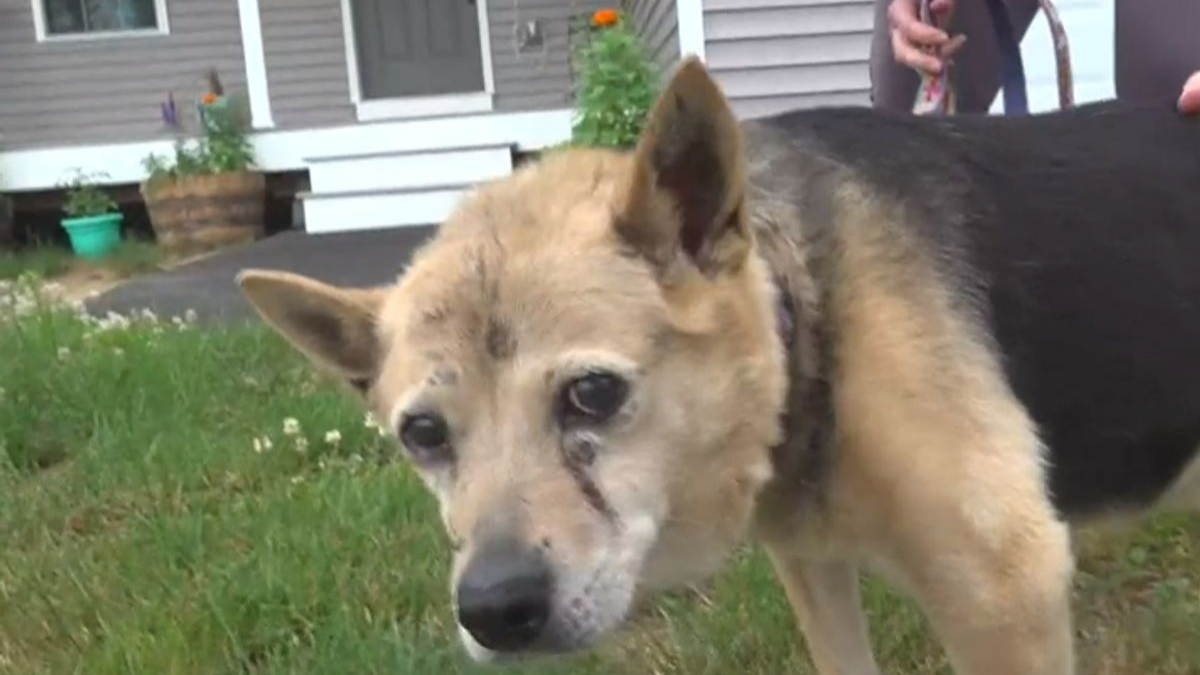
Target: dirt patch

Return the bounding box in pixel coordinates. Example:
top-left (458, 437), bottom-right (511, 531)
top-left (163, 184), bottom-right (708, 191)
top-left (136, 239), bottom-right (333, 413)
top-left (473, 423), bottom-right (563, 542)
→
top-left (42, 266), bottom-right (125, 304)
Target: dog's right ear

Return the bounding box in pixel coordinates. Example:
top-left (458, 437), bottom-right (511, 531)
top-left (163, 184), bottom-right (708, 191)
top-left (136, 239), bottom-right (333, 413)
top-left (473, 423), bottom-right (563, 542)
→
top-left (236, 269), bottom-right (386, 391)
top-left (618, 57), bottom-right (749, 276)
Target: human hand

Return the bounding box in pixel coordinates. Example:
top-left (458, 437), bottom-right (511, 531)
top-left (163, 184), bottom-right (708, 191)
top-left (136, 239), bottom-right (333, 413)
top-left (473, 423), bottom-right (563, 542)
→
top-left (888, 0), bottom-right (967, 76)
top-left (1180, 71), bottom-right (1200, 114)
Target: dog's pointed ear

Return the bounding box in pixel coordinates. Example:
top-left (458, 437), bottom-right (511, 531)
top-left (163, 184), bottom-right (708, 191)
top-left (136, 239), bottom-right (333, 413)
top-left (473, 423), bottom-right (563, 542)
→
top-left (618, 57), bottom-right (750, 275)
top-left (236, 269), bottom-right (386, 391)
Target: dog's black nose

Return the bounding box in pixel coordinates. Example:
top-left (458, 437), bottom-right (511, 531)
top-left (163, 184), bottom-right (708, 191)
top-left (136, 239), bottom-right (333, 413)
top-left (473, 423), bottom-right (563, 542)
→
top-left (456, 542), bottom-right (553, 653)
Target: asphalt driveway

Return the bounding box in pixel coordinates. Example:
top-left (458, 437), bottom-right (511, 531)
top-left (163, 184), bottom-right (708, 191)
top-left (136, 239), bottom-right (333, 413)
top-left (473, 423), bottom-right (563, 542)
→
top-left (85, 227), bottom-right (436, 323)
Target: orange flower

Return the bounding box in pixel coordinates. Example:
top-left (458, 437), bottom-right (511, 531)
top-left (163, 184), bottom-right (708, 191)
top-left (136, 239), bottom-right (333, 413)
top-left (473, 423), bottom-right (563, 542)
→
top-left (592, 8), bottom-right (619, 27)
top-left (201, 92), bottom-right (219, 105)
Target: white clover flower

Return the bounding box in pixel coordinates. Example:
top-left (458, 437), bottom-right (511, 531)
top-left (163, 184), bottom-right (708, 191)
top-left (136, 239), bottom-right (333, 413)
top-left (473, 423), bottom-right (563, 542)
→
top-left (184, 309), bottom-right (198, 323)
top-left (282, 418), bottom-right (301, 435)
top-left (363, 412), bottom-right (378, 429)
top-left (324, 430), bottom-right (342, 445)
top-left (253, 436), bottom-right (273, 453)
top-left (57, 346), bottom-right (71, 361)
top-left (294, 436), bottom-right (309, 454)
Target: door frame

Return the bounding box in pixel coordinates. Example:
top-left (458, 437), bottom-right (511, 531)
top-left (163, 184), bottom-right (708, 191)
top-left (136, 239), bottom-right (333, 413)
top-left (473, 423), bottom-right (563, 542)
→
top-left (339, 0), bottom-right (496, 122)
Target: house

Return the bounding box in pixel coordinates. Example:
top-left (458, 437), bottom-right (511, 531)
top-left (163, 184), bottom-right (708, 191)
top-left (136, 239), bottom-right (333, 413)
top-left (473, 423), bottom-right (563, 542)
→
top-left (0, 0), bottom-right (1115, 236)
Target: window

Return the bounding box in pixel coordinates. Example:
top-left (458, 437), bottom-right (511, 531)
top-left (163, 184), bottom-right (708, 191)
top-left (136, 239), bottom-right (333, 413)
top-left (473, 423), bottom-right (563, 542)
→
top-left (36, 0), bottom-right (168, 39)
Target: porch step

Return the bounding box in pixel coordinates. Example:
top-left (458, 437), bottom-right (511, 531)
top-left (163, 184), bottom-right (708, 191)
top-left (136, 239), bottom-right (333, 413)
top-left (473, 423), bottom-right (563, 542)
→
top-left (306, 143), bottom-right (514, 193)
top-left (301, 143), bottom-right (515, 234)
top-left (302, 185), bottom-right (468, 234)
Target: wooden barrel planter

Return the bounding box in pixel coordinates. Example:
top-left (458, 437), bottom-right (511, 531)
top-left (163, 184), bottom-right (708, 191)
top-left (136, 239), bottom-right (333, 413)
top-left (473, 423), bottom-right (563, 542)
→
top-left (140, 171), bottom-right (265, 251)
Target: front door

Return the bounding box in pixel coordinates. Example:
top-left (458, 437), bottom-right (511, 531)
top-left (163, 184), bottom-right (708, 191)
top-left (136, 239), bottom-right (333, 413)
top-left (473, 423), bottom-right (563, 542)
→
top-left (352, 0), bottom-right (485, 100)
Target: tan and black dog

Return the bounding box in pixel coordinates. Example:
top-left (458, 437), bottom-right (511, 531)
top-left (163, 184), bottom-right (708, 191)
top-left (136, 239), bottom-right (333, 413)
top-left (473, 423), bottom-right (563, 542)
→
top-left (236, 59), bottom-right (1200, 674)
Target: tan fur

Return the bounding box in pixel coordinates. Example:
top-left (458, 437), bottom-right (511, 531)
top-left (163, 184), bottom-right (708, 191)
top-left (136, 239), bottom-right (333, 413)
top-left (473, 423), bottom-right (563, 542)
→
top-left (238, 59), bottom-right (1192, 674)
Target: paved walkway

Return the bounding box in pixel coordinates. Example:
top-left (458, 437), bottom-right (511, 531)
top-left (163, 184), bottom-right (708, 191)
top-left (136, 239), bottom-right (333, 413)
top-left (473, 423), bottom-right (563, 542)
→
top-left (86, 227), bottom-right (435, 323)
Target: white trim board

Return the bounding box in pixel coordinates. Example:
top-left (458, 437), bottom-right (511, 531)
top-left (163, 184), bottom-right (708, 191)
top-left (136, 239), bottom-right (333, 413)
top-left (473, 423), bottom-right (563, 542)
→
top-left (236, 0), bottom-right (275, 129)
top-left (677, 0), bottom-right (707, 60)
top-left (356, 92), bottom-right (493, 121)
top-left (338, 0), bottom-right (497, 122)
top-left (0, 109), bottom-right (573, 192)
top-left (30, 0), bottom-right (171, 42)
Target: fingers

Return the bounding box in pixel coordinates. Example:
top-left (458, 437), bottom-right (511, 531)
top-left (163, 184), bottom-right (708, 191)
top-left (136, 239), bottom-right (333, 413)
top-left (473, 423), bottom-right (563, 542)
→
top-left (1179, 71), bottom-right (1200, 114)
top-left (888, 0), bottom-right (964, 76)
top-left (892, 28), bottom-right (947, 74)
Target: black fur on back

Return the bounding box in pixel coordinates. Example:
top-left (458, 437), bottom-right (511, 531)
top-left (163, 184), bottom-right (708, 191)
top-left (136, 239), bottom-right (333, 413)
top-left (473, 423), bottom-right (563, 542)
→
top-left (759, 100), bottom-right (1200, 518)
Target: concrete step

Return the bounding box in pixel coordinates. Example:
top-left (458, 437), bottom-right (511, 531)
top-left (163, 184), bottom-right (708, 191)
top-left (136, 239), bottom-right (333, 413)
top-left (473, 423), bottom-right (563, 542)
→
top-left (301, 185), bottom-right (468, 234)
top-left (306, 143), bottom-right (514, 194)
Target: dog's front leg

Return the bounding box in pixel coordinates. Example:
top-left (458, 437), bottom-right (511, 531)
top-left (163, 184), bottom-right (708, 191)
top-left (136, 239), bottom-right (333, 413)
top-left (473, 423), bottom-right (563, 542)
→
top-left (764, 549), bottom-right (884, 675)
top-left (881, 507), bottom-right (1077, 675)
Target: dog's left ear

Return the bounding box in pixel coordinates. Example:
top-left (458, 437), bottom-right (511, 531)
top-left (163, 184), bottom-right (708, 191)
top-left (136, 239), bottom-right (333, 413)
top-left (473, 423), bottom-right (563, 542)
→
top-left (619, 57), bottom-right (749, 275)
top-left (236, 269), bottom-right (386, 392)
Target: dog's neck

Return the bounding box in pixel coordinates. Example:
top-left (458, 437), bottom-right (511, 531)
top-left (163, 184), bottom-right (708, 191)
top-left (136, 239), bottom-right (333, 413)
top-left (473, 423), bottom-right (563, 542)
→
top-left (756, 271), bottom-right (836, 526)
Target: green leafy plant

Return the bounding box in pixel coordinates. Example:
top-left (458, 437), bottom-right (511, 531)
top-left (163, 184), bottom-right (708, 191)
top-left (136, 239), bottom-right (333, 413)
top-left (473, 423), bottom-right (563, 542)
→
top-left (569, 8), bottom-right (659, 149)
top-left (59, 170), bottom-right (118, 218)
top-left (142, 69), bottom-right (257, 185)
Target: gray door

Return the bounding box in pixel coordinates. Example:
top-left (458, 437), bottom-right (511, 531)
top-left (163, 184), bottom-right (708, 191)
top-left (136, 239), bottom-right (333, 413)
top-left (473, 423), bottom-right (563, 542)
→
top-left (352, 0), bottom-right (485, 100)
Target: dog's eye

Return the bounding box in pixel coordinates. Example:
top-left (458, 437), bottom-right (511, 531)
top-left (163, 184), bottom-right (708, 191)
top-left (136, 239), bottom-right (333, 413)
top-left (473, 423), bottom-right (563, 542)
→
top-left (560, 372), bottom-right (628, 425)
top-left (399, 413), bottom-right (450, 460)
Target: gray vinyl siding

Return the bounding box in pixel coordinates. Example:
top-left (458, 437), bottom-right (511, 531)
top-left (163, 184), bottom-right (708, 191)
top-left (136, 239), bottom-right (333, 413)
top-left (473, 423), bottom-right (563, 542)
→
top-left (261, 0), bottom-right (606, 128)
top-left (627, 0), bottom-right (680, 77)
top-left (0, 0), bottom-right (246, 150)
top-left (490, 0), bottom-right (608, 112)
top-left (702, 0), bottom-right (874, 119)
top-left (260, 0), bottom-right (355, 128)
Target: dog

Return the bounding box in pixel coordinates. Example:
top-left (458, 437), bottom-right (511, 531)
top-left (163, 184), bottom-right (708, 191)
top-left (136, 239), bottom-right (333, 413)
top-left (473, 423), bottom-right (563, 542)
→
top-left (236, 58), bottom-right (1200, 674)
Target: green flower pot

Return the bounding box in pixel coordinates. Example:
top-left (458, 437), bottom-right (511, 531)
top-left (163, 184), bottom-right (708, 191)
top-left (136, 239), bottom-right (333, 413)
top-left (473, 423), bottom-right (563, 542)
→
top-left (62, 212), bottom-right (123, 259)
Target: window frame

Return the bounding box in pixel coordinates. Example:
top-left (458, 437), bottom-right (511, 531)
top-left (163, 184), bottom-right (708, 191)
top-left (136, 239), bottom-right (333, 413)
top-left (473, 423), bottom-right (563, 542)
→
top-left (31, 0), bottom-right (171, 42)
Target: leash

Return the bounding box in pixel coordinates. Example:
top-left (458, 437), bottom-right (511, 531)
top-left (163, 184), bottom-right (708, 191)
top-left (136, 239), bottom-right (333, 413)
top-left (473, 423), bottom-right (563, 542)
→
top-left (912, 0), bottom-right (1074, 116)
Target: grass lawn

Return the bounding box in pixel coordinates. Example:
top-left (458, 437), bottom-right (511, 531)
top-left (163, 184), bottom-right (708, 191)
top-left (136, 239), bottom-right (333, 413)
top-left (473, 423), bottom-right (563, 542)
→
top-left (0, 241), bottom-right (165, 283)
top-left (1, 275), bottom-right (1198, 675)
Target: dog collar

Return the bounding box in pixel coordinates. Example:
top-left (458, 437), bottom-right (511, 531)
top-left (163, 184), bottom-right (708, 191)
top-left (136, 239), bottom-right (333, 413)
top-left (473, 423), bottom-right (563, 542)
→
top-left (774, 274), bottom-right (797, 353)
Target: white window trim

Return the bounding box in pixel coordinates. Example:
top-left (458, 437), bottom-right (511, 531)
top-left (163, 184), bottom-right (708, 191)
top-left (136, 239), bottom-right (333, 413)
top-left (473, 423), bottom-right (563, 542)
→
top-left (339, 0), bottom-right (496, 123)
top-left (355, 92), bottom-right (494, 122)
top-left (30, 0), bottom-right (171, 42)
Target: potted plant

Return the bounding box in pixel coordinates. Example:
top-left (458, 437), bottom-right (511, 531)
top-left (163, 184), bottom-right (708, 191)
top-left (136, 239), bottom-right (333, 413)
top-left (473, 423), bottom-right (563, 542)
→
top-left (59, 170), bottom-right (123, 259)
top-left (140, 69), bottom-right (265, 251)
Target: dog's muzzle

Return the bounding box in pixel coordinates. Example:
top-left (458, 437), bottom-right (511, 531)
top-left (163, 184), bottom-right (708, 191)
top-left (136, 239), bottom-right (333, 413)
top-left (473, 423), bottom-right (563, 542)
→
top-left (456, 540), bottom-right (553, 653)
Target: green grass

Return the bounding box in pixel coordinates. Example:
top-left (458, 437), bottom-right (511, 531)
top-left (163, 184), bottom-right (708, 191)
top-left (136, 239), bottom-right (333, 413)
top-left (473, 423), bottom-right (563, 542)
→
top-left (0, 246), bottom-right (73, 281)
top-left (0, 240), bottom-right (166, 282)
top-left (1, 277), bottom-right (1198, 675)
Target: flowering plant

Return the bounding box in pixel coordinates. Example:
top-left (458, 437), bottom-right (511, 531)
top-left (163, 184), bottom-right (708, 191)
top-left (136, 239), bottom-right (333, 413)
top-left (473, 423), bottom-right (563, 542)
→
top-left (569, 8), bottom-right (659, 149)
top-left (59, 170), bottom-right (119, 218)
top-left (143, 69), bottom-right (257, 185)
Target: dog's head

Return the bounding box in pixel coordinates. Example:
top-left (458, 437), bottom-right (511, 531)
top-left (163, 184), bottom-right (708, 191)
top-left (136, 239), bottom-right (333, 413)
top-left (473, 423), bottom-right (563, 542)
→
top-left (237, 60), bottom-right (788, 661)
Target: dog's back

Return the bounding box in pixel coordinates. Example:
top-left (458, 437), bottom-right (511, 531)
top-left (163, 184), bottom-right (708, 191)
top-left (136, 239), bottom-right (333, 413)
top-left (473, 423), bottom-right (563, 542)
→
top-left (749, 101), bottom-right (1200, 519)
